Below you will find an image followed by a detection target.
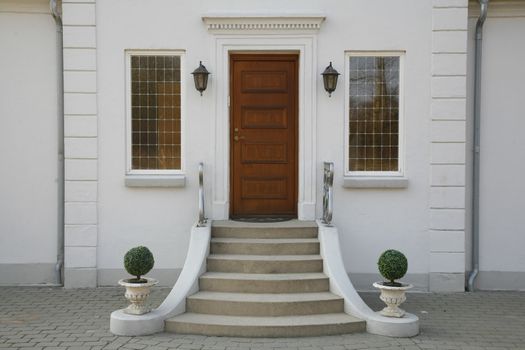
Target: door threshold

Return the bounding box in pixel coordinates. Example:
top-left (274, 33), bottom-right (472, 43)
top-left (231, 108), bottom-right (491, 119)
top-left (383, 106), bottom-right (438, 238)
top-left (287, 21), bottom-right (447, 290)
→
top-left (230, 216), bottom-right (296, 223)
top-left (213, 219), bottom-right (318, 228)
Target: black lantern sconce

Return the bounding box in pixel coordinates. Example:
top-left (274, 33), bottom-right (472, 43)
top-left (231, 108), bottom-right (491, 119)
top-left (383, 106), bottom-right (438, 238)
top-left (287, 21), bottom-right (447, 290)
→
top-left (321, 62), bottom-right (340, 97)
top-left (192, 61), bottom-right (210, 96)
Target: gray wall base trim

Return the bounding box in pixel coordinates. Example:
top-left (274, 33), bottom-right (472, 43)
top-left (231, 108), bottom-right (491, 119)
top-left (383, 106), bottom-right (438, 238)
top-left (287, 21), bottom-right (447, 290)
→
top-left (65, 268), bottom-right (97, 288)
top-left (348, 273), bottom-right (429, 292)
top-left (98, 268), bottom-right (182, 287)
top-left (429, 272), bottom-right (465, 292)
top-left (0, 263), bottom-right (56, 285)
top-left (475, 271), bottom-right (525, 291)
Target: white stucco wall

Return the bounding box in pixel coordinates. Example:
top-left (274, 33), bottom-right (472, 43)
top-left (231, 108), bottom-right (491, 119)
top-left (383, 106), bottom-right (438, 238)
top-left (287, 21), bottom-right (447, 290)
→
top-left (317, 1), bottom-right (433, 291)
top-left (95, 0), bottom-right (448, 290)
top-left (0, 0), bottom-right (474, 291)
top-left (467, 4), bottom-right (525, 290)
top-left (0, 0), bottom-right (59, 284)
top-left (96, 0), bottom-right (211, 285)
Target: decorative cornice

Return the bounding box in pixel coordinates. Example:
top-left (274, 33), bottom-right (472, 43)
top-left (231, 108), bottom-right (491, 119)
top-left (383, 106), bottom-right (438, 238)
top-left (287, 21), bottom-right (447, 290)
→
top-left (202, 13), bottom-right (325, 33)
top-left (469, 0), bottom-right (525, 18)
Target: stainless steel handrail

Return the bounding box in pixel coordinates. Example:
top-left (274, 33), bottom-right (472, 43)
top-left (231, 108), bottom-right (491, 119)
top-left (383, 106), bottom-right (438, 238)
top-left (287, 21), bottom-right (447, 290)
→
top-left (322, 162), bottom-right (334, 225)
top-left (197, 162), bottom-right (207, 227)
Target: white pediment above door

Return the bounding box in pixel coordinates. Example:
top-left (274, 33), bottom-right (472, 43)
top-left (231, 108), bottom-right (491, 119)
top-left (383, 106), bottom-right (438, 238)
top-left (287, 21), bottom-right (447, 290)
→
top-left (202, 12), bottom-right (326, 34)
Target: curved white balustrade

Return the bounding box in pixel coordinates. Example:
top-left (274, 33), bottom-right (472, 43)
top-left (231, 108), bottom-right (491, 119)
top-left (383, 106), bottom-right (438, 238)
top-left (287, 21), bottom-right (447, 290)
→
top-left (317, 221), bottom-right (419, 337)
top-left (110, 222), bottom-right (211, 336)
top-left (110, 218), bottom-right (418, 337)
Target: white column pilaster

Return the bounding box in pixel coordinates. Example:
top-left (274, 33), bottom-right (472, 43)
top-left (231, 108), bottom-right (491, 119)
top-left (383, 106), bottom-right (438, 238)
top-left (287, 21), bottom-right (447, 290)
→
top-left (429, 0), bottom-right (468, 292)
top-left (62, 0), bottom-right (98, 288)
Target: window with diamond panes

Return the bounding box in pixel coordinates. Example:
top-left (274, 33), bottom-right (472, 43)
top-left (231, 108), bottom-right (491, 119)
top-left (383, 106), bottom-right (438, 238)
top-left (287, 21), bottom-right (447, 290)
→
top-left (348, 55), bottom-right (400, 172)
top-left (130, 55), bottom-right (181, 170)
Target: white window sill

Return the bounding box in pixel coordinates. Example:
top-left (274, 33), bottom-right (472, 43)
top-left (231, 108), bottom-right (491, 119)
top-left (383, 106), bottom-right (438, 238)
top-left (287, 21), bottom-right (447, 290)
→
top-left (125, 174), bottom-right (186, 188)
top-left (343, 176), bottom-right (408, 189)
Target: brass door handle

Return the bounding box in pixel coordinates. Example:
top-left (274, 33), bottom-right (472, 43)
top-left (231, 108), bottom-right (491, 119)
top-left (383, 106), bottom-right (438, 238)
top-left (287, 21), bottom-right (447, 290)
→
top-left (233, 128), bottom-right (245, 142)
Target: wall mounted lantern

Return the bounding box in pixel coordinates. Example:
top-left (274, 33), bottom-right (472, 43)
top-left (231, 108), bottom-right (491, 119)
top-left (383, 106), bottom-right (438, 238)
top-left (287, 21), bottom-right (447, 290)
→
top-left (192, 61), bottom-right (210, 96)
top-left (321, 62), bottom-right (340, 97)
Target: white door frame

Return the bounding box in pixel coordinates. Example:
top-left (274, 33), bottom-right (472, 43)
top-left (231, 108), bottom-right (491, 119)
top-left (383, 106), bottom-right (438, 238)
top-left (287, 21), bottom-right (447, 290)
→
top-left (210, 35), bottom-right (318, 221)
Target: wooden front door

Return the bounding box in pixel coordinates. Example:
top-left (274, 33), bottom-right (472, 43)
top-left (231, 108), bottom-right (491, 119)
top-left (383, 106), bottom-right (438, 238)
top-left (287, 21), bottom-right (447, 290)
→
top-left (230, 54), bottom-right (298, 218)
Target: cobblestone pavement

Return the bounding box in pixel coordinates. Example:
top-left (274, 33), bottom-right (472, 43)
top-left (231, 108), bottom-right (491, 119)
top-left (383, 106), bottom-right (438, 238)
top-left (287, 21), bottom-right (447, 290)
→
top-left (1, 287), bottom-right (524, 349)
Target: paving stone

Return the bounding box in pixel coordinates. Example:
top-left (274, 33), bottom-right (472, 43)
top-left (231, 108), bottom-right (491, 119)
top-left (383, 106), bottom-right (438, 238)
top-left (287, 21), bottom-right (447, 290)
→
top-left (122, 343), bottom-right (148, 349)
top-left (83, 341), bottom-right (110, 346)
top-left (179, 344), bottom-right (205, 349)
top-left (15, 343), bottom-right (38, 347)
top-left (59, 342), bottom-right (84, 347)
top-left (1, 287), bottom-right (525, 350)
top-left (36, 342), bottom-right (61, 347)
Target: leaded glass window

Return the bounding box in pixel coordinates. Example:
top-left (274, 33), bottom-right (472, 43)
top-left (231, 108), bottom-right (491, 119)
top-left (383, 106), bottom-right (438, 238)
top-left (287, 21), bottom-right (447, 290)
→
top-left (130, 54), bottom-right (181, 170)
top-left (348, 55), bottom-right (400, 172)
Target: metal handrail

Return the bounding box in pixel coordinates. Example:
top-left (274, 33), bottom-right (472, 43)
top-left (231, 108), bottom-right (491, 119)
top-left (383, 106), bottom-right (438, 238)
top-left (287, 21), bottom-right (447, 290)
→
top-left (322, 162), bottom-right (334, 225)
top-left (197, 162), bottom-right (207, 227)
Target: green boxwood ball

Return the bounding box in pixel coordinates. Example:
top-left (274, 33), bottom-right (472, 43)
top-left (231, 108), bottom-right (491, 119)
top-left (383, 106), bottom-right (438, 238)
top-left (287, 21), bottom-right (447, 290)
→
top-left (124, 246), bottom-right (154, 280)
top-left (378, 249), bottom-right (407, 283)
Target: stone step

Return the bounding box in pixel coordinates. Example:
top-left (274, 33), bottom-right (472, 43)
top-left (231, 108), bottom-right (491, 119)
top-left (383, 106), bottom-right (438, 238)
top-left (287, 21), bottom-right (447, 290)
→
top-left (165, 313), bottom-right (366, 337)
top-left (187, 291), bottom-right (343, 316)
top-left (207, 254), bottom-right (323, 274)
top-left (199, 272), bottom-right (330, 293)
top-left (210, 238), bottom-right (320, 255)
top-left (163, 220), bottom-right (367, 338)
top-left (212, 220), bottom-right (318, 239)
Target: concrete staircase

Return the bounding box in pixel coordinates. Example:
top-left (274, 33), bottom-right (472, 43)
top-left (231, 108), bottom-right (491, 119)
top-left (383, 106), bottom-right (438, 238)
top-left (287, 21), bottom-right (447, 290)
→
top-left (165, 221), bottom-right (365, 337)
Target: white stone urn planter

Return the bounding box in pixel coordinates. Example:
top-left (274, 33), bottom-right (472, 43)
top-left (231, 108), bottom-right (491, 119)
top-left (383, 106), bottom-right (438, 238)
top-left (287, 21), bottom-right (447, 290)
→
top-left (373, 282), bottom-right (413, 318)
top-left (118, 277), bottom-right (158, 315)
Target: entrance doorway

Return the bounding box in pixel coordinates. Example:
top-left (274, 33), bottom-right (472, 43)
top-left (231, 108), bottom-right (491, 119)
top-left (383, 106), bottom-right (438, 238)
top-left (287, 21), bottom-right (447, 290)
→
top-left (229, 53), bottom-right (298, 218)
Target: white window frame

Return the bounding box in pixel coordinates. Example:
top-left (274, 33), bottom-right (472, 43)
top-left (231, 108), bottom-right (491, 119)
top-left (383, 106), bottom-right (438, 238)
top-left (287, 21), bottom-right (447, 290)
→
top-left (344, 51), bottom-right (406, 178)
top-left (125, 49), bottom-right (186, 176)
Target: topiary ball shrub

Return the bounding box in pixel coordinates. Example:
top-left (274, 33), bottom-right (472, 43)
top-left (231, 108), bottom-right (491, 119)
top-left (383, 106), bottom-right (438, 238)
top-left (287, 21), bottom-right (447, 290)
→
top-left (124, 246), bottom-right (154, 283)
top-left (378, 249), bottom-right (408, 287)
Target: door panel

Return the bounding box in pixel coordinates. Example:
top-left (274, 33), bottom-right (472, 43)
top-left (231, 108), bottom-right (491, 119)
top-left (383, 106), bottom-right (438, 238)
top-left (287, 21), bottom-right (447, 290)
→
top-left (230, 54), bottom-right (298, 217)
top-left (241, 106), bottom-right (288, 129)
